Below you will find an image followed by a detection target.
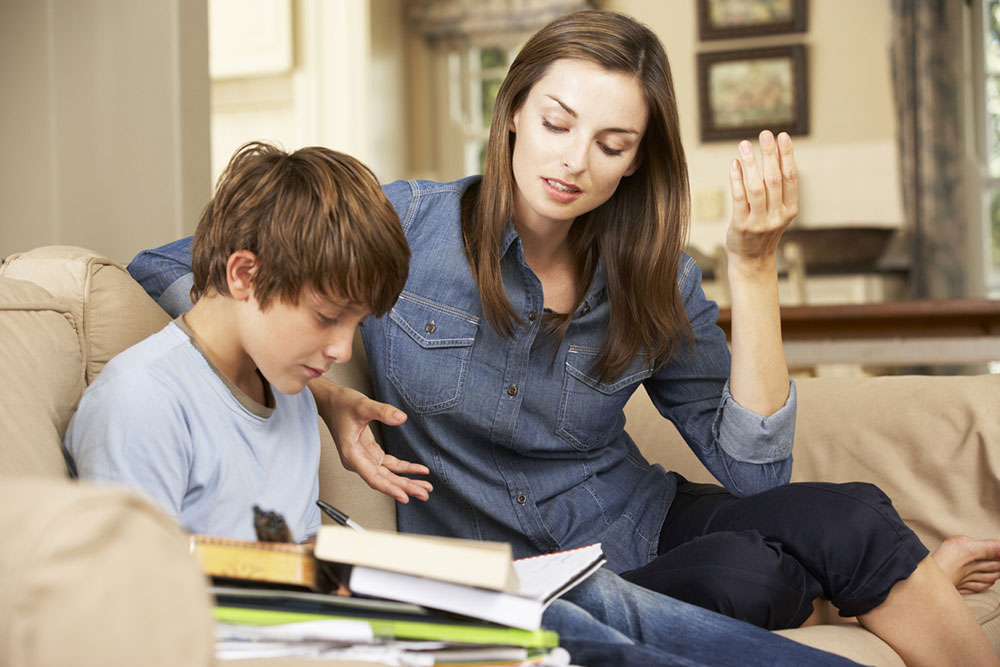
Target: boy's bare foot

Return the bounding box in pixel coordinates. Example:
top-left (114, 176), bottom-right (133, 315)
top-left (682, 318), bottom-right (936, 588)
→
top-left (932, 535), bottom-right (1000, 594)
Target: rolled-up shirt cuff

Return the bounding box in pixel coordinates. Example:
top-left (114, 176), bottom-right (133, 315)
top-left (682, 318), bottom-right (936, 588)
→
top-left (714, 378), bottom-right (796, 464)
top-left (155, 273), bottom-right (195, 318)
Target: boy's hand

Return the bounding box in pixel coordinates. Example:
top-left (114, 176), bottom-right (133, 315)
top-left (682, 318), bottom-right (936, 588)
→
top-left (310, 379), bottom-right (432, 503)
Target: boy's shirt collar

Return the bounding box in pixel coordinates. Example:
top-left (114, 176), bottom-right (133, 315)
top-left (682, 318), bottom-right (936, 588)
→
top-left (172, 316), bottom-right (275, 417)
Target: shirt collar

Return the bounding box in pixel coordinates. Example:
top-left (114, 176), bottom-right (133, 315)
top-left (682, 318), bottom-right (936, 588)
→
top-left (500, 220), bottom-right (607, 315)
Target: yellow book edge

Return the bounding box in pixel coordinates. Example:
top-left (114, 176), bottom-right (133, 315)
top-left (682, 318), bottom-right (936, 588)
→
top-left (190, 534), bottom-right (316, 589)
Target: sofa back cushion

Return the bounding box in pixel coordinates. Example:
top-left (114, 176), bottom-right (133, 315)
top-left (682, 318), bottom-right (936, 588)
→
top-left (787, 374), bottom-right (1000, 549)
top-left (0, 246), bottom-right (170, 384)
top-left (316, 329), bottom-right (397, 532)
top-left (0, 278), bottom-right (84, 477)
top-left (0, 246), bottom-right (171, 478)
top-left (624, 374), bottom-right (1000, 550)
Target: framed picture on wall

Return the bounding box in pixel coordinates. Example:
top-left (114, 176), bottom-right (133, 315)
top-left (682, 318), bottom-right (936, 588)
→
top-left (697, 0), bottom-right (808, 41)
top-left (697, 45), bottom-right (808, 142)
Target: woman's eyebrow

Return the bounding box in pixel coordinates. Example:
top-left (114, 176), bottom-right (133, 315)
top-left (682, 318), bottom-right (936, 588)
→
top-left (547, 94), bottom-right (578, 117)
top-left (545, 94), bottom-right (639, 135)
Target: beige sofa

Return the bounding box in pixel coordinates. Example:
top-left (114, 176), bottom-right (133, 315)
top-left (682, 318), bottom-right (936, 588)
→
top-left (1, 245), bottom-right (998, 667)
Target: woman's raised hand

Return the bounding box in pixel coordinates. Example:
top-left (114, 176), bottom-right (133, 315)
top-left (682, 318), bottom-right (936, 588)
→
top-left (723, 130), bottom-right (796, 417)
top-left (725, 130), bottom-right (798, 266)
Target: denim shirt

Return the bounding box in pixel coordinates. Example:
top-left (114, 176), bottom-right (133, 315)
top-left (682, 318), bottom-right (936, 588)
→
top-left (127, 175), bottom-right (796, 573)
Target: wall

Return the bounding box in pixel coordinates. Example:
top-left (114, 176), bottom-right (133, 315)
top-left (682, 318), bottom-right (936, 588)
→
top-left (0, 0), bottom-right (211, 263)
top-left (604, 0), bottom-right (903, 254)
top-left (0, 0), bottom-right (906, 269)
top-left (210, 0), bottom-right (410, 186)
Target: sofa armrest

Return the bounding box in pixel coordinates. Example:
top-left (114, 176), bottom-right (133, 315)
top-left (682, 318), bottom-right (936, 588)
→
top-left (0, 478), bottom-right (215, 666)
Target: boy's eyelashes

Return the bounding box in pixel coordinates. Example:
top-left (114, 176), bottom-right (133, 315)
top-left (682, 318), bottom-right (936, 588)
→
top-left (316, 311), bottom-right (341, 326)
top-left (541, 118), bottom-right (626, 157)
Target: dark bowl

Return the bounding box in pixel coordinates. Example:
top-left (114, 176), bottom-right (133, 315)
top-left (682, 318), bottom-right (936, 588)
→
top-left (780, 226), bottom-right (897, 272)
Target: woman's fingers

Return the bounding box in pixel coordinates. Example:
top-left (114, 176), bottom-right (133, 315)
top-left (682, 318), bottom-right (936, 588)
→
top-left (759, 131), bottom-right (784, 216)
top-left (729, 158), bottom-right (749, 220)
top-left (777, 131), bottom-right (798, 214)
top-left (738, 139), bottom-right (765, 217)
top-left (731, 131), bottom-right (798, 227)
top-left (726, 131), bottom-right (799, 261)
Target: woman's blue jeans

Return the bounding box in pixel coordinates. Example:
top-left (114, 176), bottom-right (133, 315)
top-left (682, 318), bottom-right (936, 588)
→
top-left (543, 569), bottom-right (860, 666)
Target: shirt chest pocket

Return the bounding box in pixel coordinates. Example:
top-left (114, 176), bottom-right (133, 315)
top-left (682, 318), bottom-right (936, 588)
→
top-left (387, 296), bottom-right (479, 414)
top-left (557, 346), bottom-right (652, 451)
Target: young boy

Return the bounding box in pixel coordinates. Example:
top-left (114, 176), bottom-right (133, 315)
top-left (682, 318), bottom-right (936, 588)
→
top-left (63, 141), bottom-right (409, 543)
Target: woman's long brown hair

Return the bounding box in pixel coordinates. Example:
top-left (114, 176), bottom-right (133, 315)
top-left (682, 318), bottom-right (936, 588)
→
top-left (462, 9), bottom-right (693, 382)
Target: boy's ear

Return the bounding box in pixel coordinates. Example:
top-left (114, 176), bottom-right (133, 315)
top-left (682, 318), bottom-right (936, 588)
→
top-left (226, 250), bottom-right (258, 302)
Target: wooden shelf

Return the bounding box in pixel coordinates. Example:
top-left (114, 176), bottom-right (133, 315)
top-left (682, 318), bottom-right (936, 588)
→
top-left (716, 299), bottom-right (1000, 367)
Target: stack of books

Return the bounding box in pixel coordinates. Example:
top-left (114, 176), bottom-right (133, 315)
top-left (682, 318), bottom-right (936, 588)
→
top-left (191, 526), bottom-right (605, 664)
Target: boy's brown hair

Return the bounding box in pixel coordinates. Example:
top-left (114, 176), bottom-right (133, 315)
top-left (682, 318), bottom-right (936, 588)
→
top-left (191, 141), bottom-right (408, 315)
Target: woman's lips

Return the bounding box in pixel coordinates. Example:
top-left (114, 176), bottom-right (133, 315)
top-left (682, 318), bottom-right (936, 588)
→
top-left (542, 177), bottom-right (582, 203)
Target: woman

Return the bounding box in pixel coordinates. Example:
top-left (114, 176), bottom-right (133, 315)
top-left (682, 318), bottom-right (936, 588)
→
top-left (131, 10), bottom-right (1000, 666)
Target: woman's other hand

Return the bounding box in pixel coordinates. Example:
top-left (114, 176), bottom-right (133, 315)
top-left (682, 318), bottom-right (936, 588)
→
top-left (723, 130), bottom-right (795, 417)
top-left (725, 130), bottom-right (798, 268)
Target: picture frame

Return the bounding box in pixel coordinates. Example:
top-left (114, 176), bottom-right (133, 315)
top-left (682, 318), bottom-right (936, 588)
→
top-left (697, 45), bottom-right (809, 143)
top-left (697, 0), bottom-right (808, 41)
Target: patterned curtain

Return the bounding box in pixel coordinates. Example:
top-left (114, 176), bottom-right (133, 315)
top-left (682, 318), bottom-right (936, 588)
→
top-left (891, 0), bottom-right (968, 298)
top-left (405, 0), bottom-right (594, 48)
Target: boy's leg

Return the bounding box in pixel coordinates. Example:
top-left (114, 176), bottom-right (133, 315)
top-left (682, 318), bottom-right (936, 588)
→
top-left (546, 568), bottom-right (861, 666)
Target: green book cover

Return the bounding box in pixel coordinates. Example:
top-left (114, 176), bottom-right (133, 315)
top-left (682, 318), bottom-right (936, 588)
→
top-left (213, 605), bottom-right (559, 649)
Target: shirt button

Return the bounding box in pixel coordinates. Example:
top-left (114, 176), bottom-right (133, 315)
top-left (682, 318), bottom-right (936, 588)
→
top-left (516, 493), bottom-right (527, 505)
top-left (580, 303), bottom-right (591, 315)
top-left (506, 384), bottom-right (518, 397)
top-left (425, 321), bottom-right (436, 334)
top-left (528, 310), bottom-right (538, 322)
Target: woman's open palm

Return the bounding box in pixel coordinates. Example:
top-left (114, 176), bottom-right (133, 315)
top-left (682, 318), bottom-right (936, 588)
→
top-left (726, 130), bottom-right (798, 264)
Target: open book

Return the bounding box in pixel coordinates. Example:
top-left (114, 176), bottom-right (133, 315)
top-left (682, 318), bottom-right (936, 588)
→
top-left (315, 527), bottom-right (605, 631)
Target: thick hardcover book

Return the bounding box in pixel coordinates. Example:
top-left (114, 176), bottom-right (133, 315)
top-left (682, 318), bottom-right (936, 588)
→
top-left (335, 543), bottom-right (606, 631)
top-left (314, 526), bottom-right (519, 592)
top-left (190, 535), bottom-right (316, 589)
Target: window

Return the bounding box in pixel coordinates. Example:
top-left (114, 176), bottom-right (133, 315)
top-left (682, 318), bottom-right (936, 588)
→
top-left (448, 44), bottom-right (520, 175)
top-left (977, 0), bottom-right (1000, 294)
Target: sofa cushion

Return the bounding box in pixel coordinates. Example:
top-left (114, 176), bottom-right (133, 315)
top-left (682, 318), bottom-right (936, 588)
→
top-left (317, 329), bottom-right (397, 532)
top-left (789, 374), bottom-right (1000, 550)
top-left (625, 375), bottom-right (1000, 550)
top-left (0, 246), bottom-right (170, 384)
top-left (0, 277), bottom-right (84, 477)
top-left (0, 478), bottom-right (214, 666)
top-left (776, 623), bottom-right (905, 666)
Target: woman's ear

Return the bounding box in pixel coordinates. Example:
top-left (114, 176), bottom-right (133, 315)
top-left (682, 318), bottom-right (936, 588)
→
top-left (509, 107), bottom-right (521, 134)
top-left (624, 150), bottom-right (643, 177)
top-left (226, 250), bottom-right (258, 302)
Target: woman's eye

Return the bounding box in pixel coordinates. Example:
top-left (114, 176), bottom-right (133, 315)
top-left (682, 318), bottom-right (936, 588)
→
top-left (599, 143), bottom-right (624, 157)
top-left (542, 119), bottom-right (566, 133)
